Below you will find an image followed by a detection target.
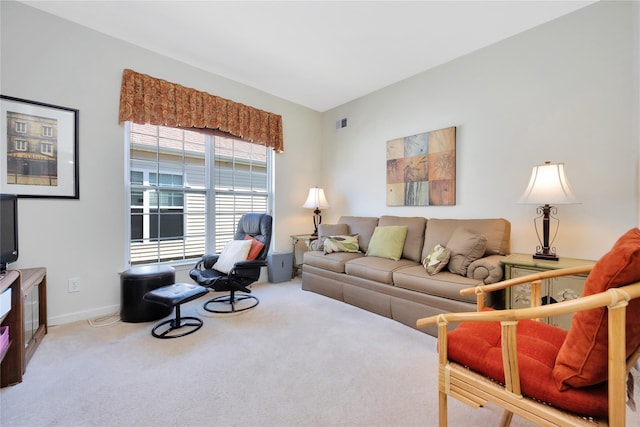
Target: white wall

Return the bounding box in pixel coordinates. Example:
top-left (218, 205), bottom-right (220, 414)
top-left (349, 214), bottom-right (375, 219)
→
top-left (1, 1), bottom-right (322, 324)
top-left (2, 1), bottom-right (638, 325)
top-left (320, 1), bottom-right (639, 261)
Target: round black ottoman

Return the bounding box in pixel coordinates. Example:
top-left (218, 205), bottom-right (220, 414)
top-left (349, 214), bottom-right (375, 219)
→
top-left (120, 265), bottom-right (175, 322)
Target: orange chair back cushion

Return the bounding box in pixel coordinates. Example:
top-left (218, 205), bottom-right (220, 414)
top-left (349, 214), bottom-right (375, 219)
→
top-left (553, 227), bottom-right (640, 390)
top-left (244, 235), bottom-right (265, 261)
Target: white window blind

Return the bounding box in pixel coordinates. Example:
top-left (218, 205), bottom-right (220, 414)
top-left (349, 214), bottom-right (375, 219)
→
top-left (127, 123), bottom-right (270, 265)
top-left (213, 137), bottom-right (268, 253)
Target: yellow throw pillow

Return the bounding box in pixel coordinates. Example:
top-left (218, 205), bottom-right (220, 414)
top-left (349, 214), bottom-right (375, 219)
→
top-left (365, 225), bottom-right (408, 261)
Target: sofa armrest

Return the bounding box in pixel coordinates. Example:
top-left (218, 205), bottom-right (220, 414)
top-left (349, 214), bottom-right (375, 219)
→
top-left (466, 255), bottom-right (505, 284)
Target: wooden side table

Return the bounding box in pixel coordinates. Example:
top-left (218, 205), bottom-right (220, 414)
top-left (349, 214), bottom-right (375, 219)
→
top-left (502, 253), bottom-right (596, 329)
top-left (290, 234), bottom-right (317, 277)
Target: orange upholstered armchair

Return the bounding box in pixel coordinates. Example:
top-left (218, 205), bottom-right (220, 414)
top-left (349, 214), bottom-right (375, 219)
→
top-left (417, 228), bottom-right (640, 426)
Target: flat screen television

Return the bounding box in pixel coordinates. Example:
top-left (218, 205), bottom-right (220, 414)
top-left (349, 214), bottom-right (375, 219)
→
top-left (0, 194), bottom-right (18, 273)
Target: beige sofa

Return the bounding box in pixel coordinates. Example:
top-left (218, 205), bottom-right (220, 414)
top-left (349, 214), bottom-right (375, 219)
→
top-left (301, 216), bottom-right (511, 336)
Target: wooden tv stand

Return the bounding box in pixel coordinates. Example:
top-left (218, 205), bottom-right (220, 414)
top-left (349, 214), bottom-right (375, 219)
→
top-left (0, 267), bottom-right (47, 387)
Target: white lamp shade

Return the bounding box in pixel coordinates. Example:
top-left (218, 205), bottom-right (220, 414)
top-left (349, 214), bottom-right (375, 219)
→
top-left (519, 162), bottom-right (577, 205)
top-left (302, 187), bottom-right (329, 209)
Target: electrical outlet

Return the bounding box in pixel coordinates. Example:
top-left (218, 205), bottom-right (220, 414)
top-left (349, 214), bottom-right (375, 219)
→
top-left (68, 277), bottom-right (80, 293)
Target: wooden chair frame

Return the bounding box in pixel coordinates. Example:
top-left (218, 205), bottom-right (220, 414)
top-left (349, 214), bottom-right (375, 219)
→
top-left (417, 265), bottom-right (640, 427)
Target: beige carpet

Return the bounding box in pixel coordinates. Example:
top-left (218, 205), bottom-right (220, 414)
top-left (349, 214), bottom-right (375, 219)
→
top-left (0, 279), bottom-right (635, 426)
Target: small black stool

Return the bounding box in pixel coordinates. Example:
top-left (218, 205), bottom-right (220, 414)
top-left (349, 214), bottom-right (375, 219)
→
top-left (143, 283), bottom-right (208, 339)
top-left (121, 265), bottom-right (175, 322)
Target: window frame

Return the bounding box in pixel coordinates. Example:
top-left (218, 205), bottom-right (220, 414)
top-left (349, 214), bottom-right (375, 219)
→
top-left (124, 122), bottom-right (273, 267)
top-left (14, 139), bottom-right (27, 151)
top-left (15, 121), bottom-right (26, 134)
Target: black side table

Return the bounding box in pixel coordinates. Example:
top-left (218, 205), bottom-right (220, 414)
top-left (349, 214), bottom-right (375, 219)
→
top-left (120, 265), bottom-right (175, 322)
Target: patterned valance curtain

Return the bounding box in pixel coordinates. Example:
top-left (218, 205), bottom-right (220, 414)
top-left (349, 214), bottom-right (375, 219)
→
top-left (118, 69), bottom-right (284, 153)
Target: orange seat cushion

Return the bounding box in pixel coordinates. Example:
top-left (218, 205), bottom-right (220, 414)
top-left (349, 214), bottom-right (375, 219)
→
top-left (553, 228), bottom-right (640, 390)
top-left (448, 318), bottom-right (609, 417)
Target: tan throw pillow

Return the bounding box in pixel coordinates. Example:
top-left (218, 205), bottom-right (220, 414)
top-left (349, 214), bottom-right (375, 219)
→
top-left (213, 239), bottom-right (252, 274)
top-left (324, 235), bottom-right (360, 254)
top-left (318, 223), bottom-right (349, 238)
top-left (446, 228), bottom-right (487, 275)
top-left (423, 244), bottom-right (451, 275)
top-left (365, 225), bottom-right (408, 261)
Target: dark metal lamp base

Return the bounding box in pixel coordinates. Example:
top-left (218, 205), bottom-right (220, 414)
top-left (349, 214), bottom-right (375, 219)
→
top-left (533, 252), bottom-right (559, 261)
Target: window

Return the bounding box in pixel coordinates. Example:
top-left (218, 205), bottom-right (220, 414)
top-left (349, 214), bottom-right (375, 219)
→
top-left (15, 139), bottom-right (27, 151)
top-left (40, 142), bottom-right (54, 156)
top-left (15, 121), bottom-right (26, 133)
top-left (127, 123), bottom-right (271, 265)
top-left (42, 125), bottom-right (53, 137)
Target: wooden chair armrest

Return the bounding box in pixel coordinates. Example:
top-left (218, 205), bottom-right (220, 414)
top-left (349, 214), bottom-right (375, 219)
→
top-left (417, 280), bottom-right (640, 329)
top-left (459, 264), bottom-right (595, 297)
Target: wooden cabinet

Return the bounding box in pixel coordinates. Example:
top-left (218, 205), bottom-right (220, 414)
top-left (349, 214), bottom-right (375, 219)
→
top-left (21, 268), bottom-right (47, 369)
top-left (503, 254), bottom-right (595, 329)
top-left (0, 267), bottom-right (47, 387)
top-left (0, 270), bottom-right (22, 387)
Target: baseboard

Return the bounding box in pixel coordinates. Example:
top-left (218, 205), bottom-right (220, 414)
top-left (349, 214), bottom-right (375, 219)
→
top-left (48, 266), bottom-right (269, 326)
top-left (48, 304), bottom-right (120, 326)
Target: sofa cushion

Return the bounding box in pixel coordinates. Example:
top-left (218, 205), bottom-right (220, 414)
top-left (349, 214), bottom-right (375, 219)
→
top-left (338, 216), bottom-right (379, 252)
top-left (422, 218), bottom-right (511, 261)
top-left (345, 256), bottom-right (418, 285)
top-left (422, 244), bottom-right (451, 275)
top-left (366, 225), bottom-right (408, 261)
top-left (303, 250), bottom-right (365, 274)
top-left (446, 228), bottom-right (488, 276)
top-left (324, 235), bottom-right (361, 254)
top-left (378, 216), bottom-right (427, 262)
top-left (448, 318), bottom-right (608, 417)
top-left (553, 227), bottom-right (640, 390)
top-left (392, 265), bottom-right (479, 304)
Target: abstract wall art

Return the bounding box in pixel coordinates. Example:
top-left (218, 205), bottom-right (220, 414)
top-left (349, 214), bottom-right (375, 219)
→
top-left (386, 126), bottom-right (456, 206)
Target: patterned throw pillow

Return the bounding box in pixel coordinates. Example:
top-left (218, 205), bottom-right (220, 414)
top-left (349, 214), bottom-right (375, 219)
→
top-left (312, 224), bottom-right (350, 251)
top-left (324, 235), bottom-right (360, 254)
top-left (423, 244), bottom-right (451, 275)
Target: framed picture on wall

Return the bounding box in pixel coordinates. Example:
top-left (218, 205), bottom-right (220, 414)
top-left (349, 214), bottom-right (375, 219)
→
top-left (0, 95), bottom-right (79, 199)
top-left (386, 126), bottom-right (456, 206)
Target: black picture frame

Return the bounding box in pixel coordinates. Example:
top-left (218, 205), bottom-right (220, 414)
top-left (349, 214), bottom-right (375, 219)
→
top-left (0, 95), bottom-right (79, 199)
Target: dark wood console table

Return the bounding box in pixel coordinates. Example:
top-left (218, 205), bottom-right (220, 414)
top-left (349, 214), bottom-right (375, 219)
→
top-left (0, 267), bottom-right (47, 387)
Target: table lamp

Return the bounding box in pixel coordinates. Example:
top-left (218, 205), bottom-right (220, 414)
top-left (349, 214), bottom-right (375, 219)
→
top-left (519, 161), bottom-right (577, 261)
top-left (302, 187), bottom-right (329, 236)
